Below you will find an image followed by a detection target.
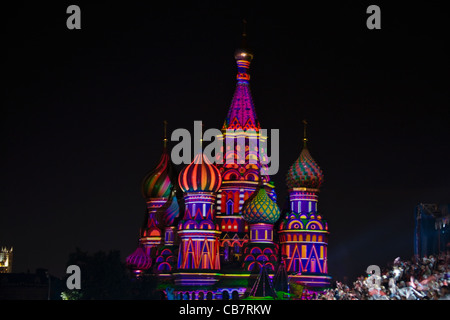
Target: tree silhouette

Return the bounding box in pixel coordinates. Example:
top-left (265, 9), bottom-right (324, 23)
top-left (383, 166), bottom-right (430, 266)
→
top-left (61, 248), bottom-right (159, 300)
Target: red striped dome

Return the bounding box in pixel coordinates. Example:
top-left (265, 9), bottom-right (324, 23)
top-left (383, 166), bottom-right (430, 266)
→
top-left (178, 153), bottom-right (222, 193)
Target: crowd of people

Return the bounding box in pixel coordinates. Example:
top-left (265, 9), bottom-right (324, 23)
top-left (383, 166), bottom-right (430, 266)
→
top-left (317, 253), bottom-right (450, 300)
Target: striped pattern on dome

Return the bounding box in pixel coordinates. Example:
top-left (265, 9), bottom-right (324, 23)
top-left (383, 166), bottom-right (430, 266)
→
top-left (242, 187), bottom-right (281, 224)
top-left (286, 147), bottom-right (324, 189)
top-left (126, 247), bottom-right (152, 270)
top-left (163, 194), bottom-right (180, 226)
top-left (142, 147), bottom-right (175, 199)
top-left (178, 153), bottom-right (222, 193)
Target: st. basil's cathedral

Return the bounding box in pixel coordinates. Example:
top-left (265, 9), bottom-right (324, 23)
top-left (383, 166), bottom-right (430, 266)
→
top-left (125, 31), bottom-right (331, 300)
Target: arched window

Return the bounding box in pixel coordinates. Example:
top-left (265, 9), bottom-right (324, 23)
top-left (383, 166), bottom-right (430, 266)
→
top-left (232, 290), bottom-right (239, 300)
top-left (226, 199), bottom-right (234, 215)
top-left (206, 292), bottom-right (213, 300)
top-left (222, 291), bottom-right (230, 300)
top-left (224, 242), bottom-right (230, 261)
top-left (233, 242), bottom-right (240, 254)
top-left (198, 292), bottom-right (204, 300)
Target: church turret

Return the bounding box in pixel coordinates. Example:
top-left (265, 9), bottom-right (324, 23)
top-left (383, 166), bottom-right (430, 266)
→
top-left (279, 121), bottom-right (331, 288)
top-left (139, 121), bottom-right (180, 258)
top-left (241, 182), bottom-right (281, 273)
top-left (175, 151), bottom-right (222, 286)
top-left (127, 121), bottom-right (181, 276)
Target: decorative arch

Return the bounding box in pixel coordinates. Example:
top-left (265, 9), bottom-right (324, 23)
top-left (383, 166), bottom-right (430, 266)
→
top-left (244, 172), bottom-right (258, 181)
top-left (183, 220), bottom-right (198, 230)
top-left (244, 255), bottom-right (255, 261)
top-left (256, 254), bottom-right (269, 262)
top-left (306, 221), bottom-right (323, 230)
top-left (223, 169), bottom-right (240, 180)
top-left (160, 248), bottom-right (172, 256)
top-left (199, 220), bottom-right (214, 230)
top-left (250, 247), bottom-right (262, 255)
top-left (288, 220), bottom-right (304, 230)
top-left (157, 262), bottom-right (172, 271)
top-left (247, 261), bottom-right (263, 271)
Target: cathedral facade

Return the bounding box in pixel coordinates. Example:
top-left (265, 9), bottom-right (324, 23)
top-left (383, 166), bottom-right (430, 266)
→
top-left (126, 35), bottom-right (331, 300)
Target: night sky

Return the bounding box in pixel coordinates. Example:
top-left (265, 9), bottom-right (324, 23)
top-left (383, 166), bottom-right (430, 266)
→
top-left (3, 2), bottom-right (449, 282)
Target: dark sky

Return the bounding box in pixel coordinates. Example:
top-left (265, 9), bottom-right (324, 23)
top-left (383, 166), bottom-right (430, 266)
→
top-left (3, 1), bottom-right (449, 282)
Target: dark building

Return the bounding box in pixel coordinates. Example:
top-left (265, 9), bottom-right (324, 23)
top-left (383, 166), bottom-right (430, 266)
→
top-left (0, 268), bottom-right (62, 300)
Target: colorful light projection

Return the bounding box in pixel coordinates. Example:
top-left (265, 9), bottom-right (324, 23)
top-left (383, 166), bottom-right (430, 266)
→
top-left (241, 187), bottom-right (281, 272)
top-left (178, 153), bottom-right (222, 193)
top-left (278, 210), bottom-right (329, 274)
top-left (214, 40), bottom-right (277, 263)
top-left (223, 41), bottom-right (259, 132)
top-left (126, 246), bottom-right (152, 277)
top-left (279, 125), bottom-right (331, 287)
top-left (127, 32), bottom-right (332, 296)
top-left (127, 122), bottom-right (181, 275)
top-left (176, 153), bottom-right (222, 274)
top-left (286, 121), bottom-right (324, 190)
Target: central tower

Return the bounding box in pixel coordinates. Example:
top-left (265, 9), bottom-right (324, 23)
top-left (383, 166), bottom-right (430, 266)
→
top-left (215, 26), bottom-right (277, 263)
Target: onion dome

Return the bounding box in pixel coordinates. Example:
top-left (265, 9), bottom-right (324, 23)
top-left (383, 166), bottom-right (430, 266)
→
top-left (178, 153), bottom-right (222, 193)
top-left (142, 122), bottom-right (177, 199)
top-left (242, 187), bottom-right (281, 224)
top-left (286, 147), bottom-right (324, 189)
top-left (126, 247), bottom-right (152, 271)
top-left (286, 121), bottom-right (324, 189)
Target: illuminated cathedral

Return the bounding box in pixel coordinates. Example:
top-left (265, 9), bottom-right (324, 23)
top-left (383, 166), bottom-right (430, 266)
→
top-left (126, 31), bottom-right (331, 299)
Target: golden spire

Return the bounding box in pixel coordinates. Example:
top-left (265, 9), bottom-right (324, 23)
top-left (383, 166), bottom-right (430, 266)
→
top-left (163, 120), bottom-right (168, 148)
top-left (302, 119), bottom-right (308, 148)
top-left (242, 19), bottom-right (247, 38)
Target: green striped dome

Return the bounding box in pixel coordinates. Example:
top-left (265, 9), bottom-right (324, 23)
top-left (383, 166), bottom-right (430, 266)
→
top-left (242, 187), bottom-right (280, 224)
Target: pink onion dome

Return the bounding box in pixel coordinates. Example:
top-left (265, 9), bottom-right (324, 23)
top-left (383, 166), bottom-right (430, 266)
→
top-left (178, 153), bottom-right (222, 193)
top-left (126, 247), bottom-right (152, 271)
top-left (242, 186), bottom-right (281, 224)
